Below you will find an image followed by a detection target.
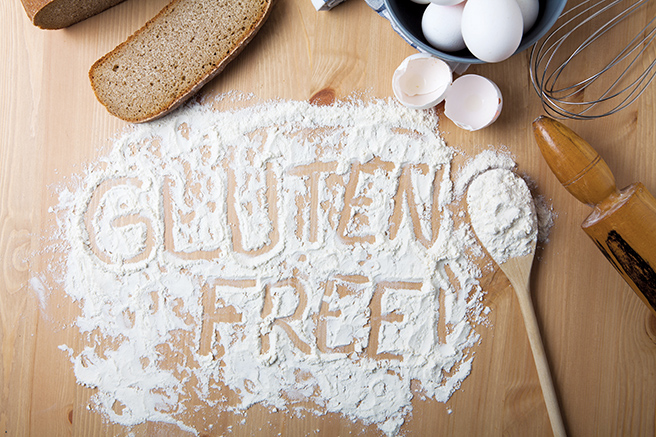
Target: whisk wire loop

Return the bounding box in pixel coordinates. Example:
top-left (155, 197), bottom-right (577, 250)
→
top-left (530, 0), bottom-right (656, 119)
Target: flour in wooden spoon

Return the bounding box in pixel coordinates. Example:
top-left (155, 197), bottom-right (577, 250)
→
top-left (466, 168), bottom-right (538, 263)
top-left (48, 94), bottom-right (548, 436)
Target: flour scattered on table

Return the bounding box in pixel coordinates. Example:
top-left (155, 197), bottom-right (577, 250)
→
top-left (48, 95), bottom-right (549, 436)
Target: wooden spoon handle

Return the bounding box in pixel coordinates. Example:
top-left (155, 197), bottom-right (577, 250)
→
top-left (510, 277), bottom-right (567, 437)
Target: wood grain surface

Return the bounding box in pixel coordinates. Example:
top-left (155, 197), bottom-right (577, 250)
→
top-left (2, 0), bottom-right (656, 436)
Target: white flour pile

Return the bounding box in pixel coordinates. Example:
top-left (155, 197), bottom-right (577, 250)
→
top-left (48, 94), bottom-right (547, 436)
top-left (467, 168), bottom-right (538, 263)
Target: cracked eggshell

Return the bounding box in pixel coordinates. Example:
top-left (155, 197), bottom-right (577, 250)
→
top-left (392, 53), bottom-right (453, 110)
top-left (444, 74), bottom-right (502, 131)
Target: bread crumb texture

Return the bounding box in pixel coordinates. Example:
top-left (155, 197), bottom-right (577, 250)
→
top-left (90, 0), bottom-right (271, 122)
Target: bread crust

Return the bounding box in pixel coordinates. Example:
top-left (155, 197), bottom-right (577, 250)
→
top-left (21, 0), bottom-right (126, 29)
top-left (89, 0), bottom-right (274, 123)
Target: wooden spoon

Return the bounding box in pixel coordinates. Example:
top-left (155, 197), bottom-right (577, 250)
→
top-left (467, 168), bottom-right (566, 436)
top-left (499, 239), bottom-right (567, 437)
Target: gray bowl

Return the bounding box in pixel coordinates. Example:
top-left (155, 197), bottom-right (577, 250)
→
top-left (383, 0), bottom-right (567, 64)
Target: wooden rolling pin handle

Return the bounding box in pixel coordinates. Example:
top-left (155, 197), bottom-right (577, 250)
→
top-left (532, 116), bottom-right (618, 207)
top-left (533, 116), bottom-right (656, 317)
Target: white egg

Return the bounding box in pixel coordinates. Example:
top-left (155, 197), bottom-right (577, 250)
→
top-left (428, 0), bottom-right (464, 5)
top-left (409, 0), bottom-right (431, 5)
top-left (461, 0), bottom-right (523, 62)
top-left (515, 0), bottom-right (539, 33)
top-left (444, 75), bottom-right (502, 131)
top-left (392, 54), bottom-right (452, 109)
top-left (422, 3), bottom-right (467, 53)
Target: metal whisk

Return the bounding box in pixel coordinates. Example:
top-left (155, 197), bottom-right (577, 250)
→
top-left (530, 0), bottom-right (656, 120)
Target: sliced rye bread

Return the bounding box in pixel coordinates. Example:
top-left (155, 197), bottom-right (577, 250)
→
top-left (89, 0), bottom-right (273, 123)
top-left (20, 0), bottom-right (126, 29)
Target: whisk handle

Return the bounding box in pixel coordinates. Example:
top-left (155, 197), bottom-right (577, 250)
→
top-left (532, 116), bottom-right (618, 206)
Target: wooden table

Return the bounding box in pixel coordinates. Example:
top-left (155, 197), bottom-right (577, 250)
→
top-left (2, 0), bottom-right (655, 435)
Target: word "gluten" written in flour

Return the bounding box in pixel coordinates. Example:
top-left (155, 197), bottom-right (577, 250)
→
top-left (82, 157), bottom-right (449, 268)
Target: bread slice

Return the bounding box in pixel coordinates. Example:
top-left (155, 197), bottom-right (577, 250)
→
top-left (89, 0), bottom-right (273, 123)
top-left (20, 0), bottom-right (126, 29)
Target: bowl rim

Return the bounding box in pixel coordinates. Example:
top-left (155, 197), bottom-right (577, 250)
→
top-left (382, 0), bottom-right (568, 64)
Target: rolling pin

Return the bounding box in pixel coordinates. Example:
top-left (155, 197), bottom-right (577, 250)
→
top-left (533, 116), bottom-right (656, 317)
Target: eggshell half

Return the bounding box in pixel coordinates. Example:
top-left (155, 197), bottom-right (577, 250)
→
top-left (444, 74), bottom-right (502, 131)
top-left (392, 54), bottom-right (453, 109)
